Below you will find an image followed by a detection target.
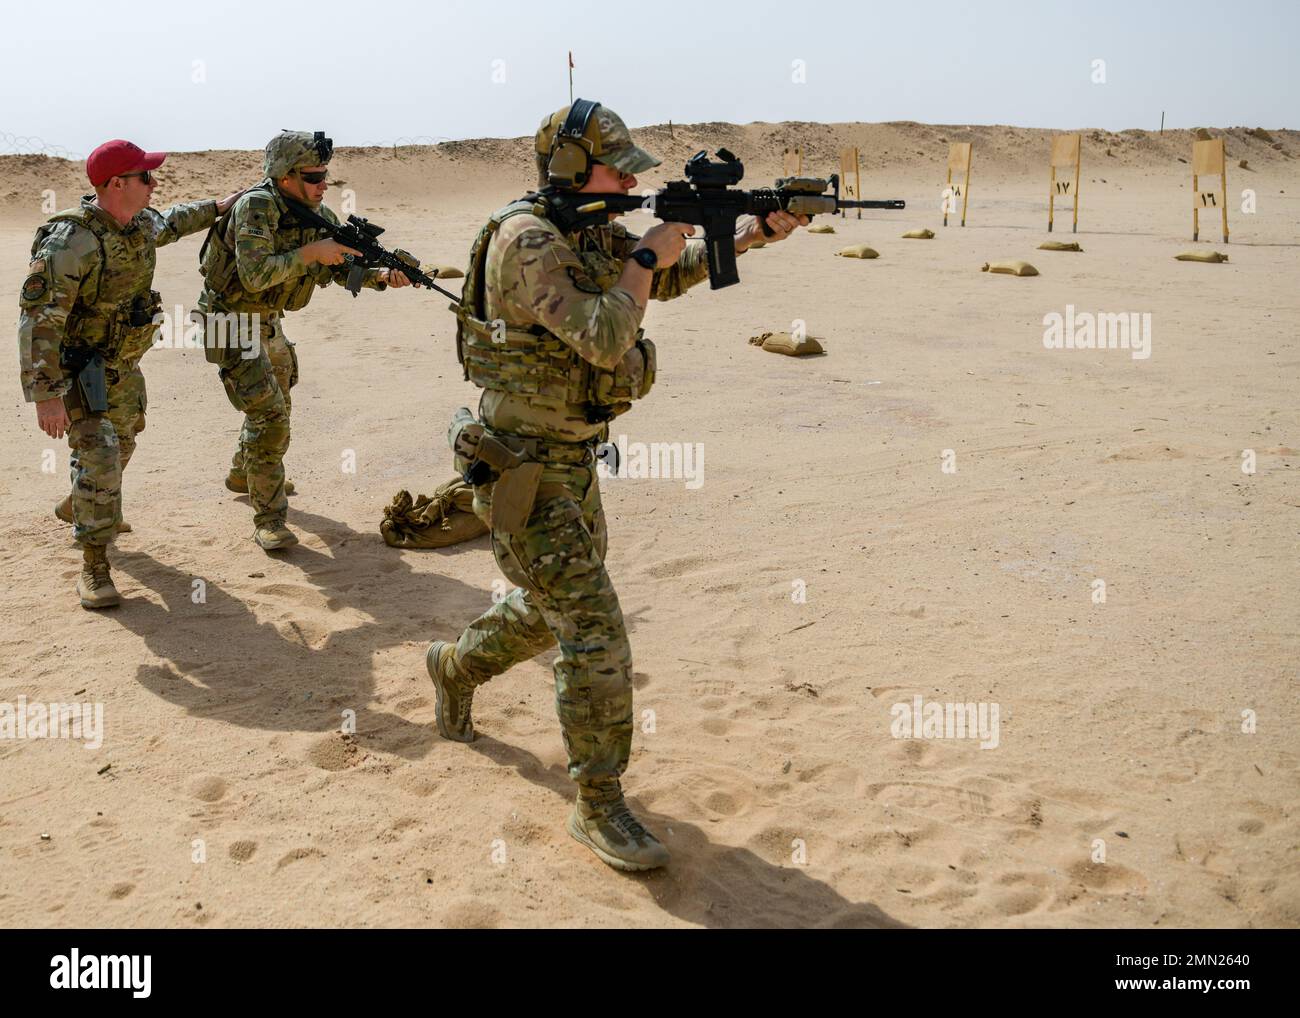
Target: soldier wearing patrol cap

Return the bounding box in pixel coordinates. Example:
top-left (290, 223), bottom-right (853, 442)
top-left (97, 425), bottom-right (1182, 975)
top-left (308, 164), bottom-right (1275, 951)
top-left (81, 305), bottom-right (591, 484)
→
top-left (196, 129), bottom-right (412, 552)
top-left (19, 139), bottom-right (239, 609)
top-left (426, 100), bottom-right (808, 871)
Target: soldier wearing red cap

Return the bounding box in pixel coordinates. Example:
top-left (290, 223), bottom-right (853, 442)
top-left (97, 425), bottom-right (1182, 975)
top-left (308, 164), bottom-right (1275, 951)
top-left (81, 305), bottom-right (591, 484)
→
top-left (18, 139), bottom-right (239, 609)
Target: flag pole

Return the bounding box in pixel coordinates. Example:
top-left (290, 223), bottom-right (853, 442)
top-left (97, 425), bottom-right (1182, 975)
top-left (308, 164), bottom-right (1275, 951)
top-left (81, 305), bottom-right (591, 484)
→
top-left (568, 51), bottom-right (574, 103)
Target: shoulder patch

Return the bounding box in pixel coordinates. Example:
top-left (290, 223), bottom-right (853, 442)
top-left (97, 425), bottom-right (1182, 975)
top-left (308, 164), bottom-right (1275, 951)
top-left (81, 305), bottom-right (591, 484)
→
top-left (21, 273), bottom-right (48, 302)
top-left (541, 246), bottom-right (583, 274)
top-left (238, 225), bottom-right (271, 240)
top-left (517, 228), bottom-right (557, 251)
top-left (565, 266), bottom-right (604, 295)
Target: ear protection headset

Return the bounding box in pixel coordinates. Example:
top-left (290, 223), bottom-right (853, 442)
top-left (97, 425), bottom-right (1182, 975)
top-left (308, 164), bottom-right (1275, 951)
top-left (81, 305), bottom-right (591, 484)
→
top-left (546, 98), bottom-right (602, 188)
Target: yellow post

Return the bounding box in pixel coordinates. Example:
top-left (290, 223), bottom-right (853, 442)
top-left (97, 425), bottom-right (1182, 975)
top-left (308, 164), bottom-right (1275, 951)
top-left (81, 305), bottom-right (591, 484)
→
top-left (1048, 164), bottom-right (1057, 233)
top-left (1192, 139), bottom-right (1228, 242)
top-left (838, 147), bottom-right (861, 219)
top-left (1072, 148), bottom-right (1081, 233)
top-left (1049, 134), bottom-right (1081, 233)
top-left (945, 143), bottom-right (971, 227)
top-left (1222, 158), bottom-right (1229, 243)
top-left (1192, 170), bottom-right (1200, 241)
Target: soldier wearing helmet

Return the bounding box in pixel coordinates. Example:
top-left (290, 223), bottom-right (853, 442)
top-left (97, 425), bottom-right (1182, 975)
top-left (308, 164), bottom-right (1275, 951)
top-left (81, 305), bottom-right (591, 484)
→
top-left (195, 130), bottom-right (413, 552)
top-left (426, 101), bottom-right (807, 871)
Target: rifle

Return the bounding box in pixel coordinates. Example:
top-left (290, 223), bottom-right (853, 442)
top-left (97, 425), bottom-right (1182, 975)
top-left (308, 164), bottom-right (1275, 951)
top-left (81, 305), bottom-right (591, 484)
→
top-left (539, 148), bottom-right (906, 289)
top-left (282, 197), bottom-right (462, 302)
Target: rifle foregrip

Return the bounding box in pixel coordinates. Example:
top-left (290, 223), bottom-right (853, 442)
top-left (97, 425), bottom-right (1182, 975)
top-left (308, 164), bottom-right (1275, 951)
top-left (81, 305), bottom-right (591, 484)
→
top-left (784, 196), bottom-right (839, 217)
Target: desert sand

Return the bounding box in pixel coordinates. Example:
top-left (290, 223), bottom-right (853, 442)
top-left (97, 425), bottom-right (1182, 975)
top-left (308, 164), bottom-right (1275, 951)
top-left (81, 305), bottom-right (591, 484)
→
top-left (1, 121), bottom-right (1296, 928)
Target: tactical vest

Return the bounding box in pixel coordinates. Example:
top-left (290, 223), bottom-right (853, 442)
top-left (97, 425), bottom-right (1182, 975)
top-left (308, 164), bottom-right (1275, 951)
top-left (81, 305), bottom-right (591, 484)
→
top-left (35, 204), bottom-right (162, 367)
top-left (454, 197), bottom-right (655, 423)
top-left (199, 181), bottom-right (329, 314)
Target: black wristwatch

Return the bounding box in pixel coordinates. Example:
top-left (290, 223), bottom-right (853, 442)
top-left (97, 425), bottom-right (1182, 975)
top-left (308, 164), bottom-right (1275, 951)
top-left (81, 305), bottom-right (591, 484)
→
top-left (630, 248), bottom-right (658, 271)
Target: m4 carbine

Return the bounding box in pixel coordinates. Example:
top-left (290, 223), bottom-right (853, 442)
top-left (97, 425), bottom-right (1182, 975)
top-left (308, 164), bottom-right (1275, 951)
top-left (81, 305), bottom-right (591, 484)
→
top-left (541, 148), bottom-right (906, 289)
top-left (282, 197), bottom-right (462, 301)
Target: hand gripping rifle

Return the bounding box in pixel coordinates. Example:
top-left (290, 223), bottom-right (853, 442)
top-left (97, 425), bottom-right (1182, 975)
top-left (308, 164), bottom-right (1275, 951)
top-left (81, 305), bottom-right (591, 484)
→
top-left (282, 197), bottom-right (462, 301)
top-left (539, 148), bottom-right (906, 289)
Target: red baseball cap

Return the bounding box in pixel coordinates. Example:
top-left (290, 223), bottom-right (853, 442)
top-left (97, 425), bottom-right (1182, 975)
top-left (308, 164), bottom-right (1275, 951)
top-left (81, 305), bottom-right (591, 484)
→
top-left (86, 139), bottom-right (167, 187)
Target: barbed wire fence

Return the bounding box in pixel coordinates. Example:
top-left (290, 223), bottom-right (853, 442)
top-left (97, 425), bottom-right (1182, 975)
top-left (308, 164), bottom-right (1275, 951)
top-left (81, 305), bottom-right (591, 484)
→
top-left (0, 132), bottom-right (517, 161)
top-left (363, 135), bottom-right (453, 157)
top-left (0, 132), bottom-right (82, 160)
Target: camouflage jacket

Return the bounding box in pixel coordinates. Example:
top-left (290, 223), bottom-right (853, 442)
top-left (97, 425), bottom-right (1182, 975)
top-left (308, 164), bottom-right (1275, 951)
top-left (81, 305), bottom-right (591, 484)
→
top-left (18, 195), bottom-right (216, 402)
top-left (198, 179), bottom-right (385, 315)
top-left (487, 211), bottom-right (708, 370)
top-left (471, 205), bottom-right (712, 442)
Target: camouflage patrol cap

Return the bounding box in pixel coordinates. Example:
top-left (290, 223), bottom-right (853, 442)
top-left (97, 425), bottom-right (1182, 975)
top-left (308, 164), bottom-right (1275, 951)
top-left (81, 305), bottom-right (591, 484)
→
top-left (535, 102), bottom-right (660, 177)
top-left (264, 130), bottom-right (334, 179)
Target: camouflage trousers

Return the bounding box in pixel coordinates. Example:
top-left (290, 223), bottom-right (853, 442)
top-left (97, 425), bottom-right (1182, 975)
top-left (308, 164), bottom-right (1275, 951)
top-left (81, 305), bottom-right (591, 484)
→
top-left (453, 459), bottom-right (634, 803)
top-left (213, 315), bottom-right (296, 527)
top-left (230, 320), bottom-right (296, 476)
top-left (65, 363), bottom-right (146, 547)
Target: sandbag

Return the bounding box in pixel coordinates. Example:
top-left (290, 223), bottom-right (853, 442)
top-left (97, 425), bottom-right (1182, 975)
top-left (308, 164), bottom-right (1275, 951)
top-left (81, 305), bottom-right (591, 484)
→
top-left (901, 228), bottom-right (935, 239)
top-left (835, 245), bottom-right (879, 259)
top-left (380, 477), bottom-right (487, 548)
top-left (433, 265), bottom-right (465, 278)
top-left (1174, 250), bottom-right (1228, 263)
top-left (982, 260), bottom-right (1038, 276)
top-left (807, 224), bottom-right (836, 234)
top-left (1038, 241), bottom-right (1082, 251)
top-left (748, 331), bottom-right (825, 357)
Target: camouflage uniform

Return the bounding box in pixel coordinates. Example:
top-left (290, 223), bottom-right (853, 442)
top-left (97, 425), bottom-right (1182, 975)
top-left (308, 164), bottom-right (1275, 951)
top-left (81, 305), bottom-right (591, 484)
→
top-left (19, 195), bottom-right (217, 546)
top-left (437, 104), bottom-right (711, 840)
top-left (196, 132), bottom-right (387, 531)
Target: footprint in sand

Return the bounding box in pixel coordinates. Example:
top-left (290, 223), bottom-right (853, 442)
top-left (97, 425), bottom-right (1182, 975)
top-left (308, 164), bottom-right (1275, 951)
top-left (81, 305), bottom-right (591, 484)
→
top-left (1066, 859), bottom-right (1148, 894)
top-left (307, 734), bottom-right (361, 771)
top-left (700, 717), bottom-right (731, 737)
top-left (439, 898), bottom-right (502, 928)
top-left (704, 790), bottom-right (743, 817)
top-left (108, 882), bottom-right (135, 900)
top-left (228, 840), bottom-right (257, 862)
top-left (644, 553), bottom-right (712, 580)
top-left (276, 847), bottom-right (326, 870)
top-left (192, 776), bottom-right (227, 802)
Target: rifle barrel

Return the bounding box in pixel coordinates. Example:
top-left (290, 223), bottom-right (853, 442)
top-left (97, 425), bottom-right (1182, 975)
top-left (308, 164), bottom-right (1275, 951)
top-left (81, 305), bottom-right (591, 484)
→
top-left (840, 199), bottom-right (907, 209)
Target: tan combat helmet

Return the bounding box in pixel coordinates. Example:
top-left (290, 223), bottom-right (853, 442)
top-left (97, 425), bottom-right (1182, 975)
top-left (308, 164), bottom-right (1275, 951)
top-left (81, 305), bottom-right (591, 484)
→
top-left (534, 100), bottom-right (660, 189)
top-left (264, 130), bottom-right (334, 179)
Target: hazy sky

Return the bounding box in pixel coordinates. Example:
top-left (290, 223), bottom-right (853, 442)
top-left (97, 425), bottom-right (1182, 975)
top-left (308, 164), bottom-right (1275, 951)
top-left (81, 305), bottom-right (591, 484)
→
top-left (3, 0), bottom-right (1296, 156)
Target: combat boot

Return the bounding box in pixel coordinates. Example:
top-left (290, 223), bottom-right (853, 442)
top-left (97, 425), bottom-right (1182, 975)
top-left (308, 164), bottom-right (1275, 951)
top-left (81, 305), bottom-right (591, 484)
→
top-left (226, 471), bottom-right (295, 496)
top-left (56, 495), bottom-right (131, 533)
top-left (426, 640), bottom-right (476, 742)
top-left (254, 519), bottom-right (298, 551)
top-left (567, 794), bottom-right (670, 872)
top-left (77, 544), bottom-right (121, 610)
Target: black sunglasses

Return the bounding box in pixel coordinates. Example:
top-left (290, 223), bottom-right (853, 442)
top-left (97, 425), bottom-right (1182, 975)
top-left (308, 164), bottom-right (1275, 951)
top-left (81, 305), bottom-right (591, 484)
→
top-left (118, 170), bottom-right (155, 185)
top-left (294, 169), bottom-right (329, 184)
